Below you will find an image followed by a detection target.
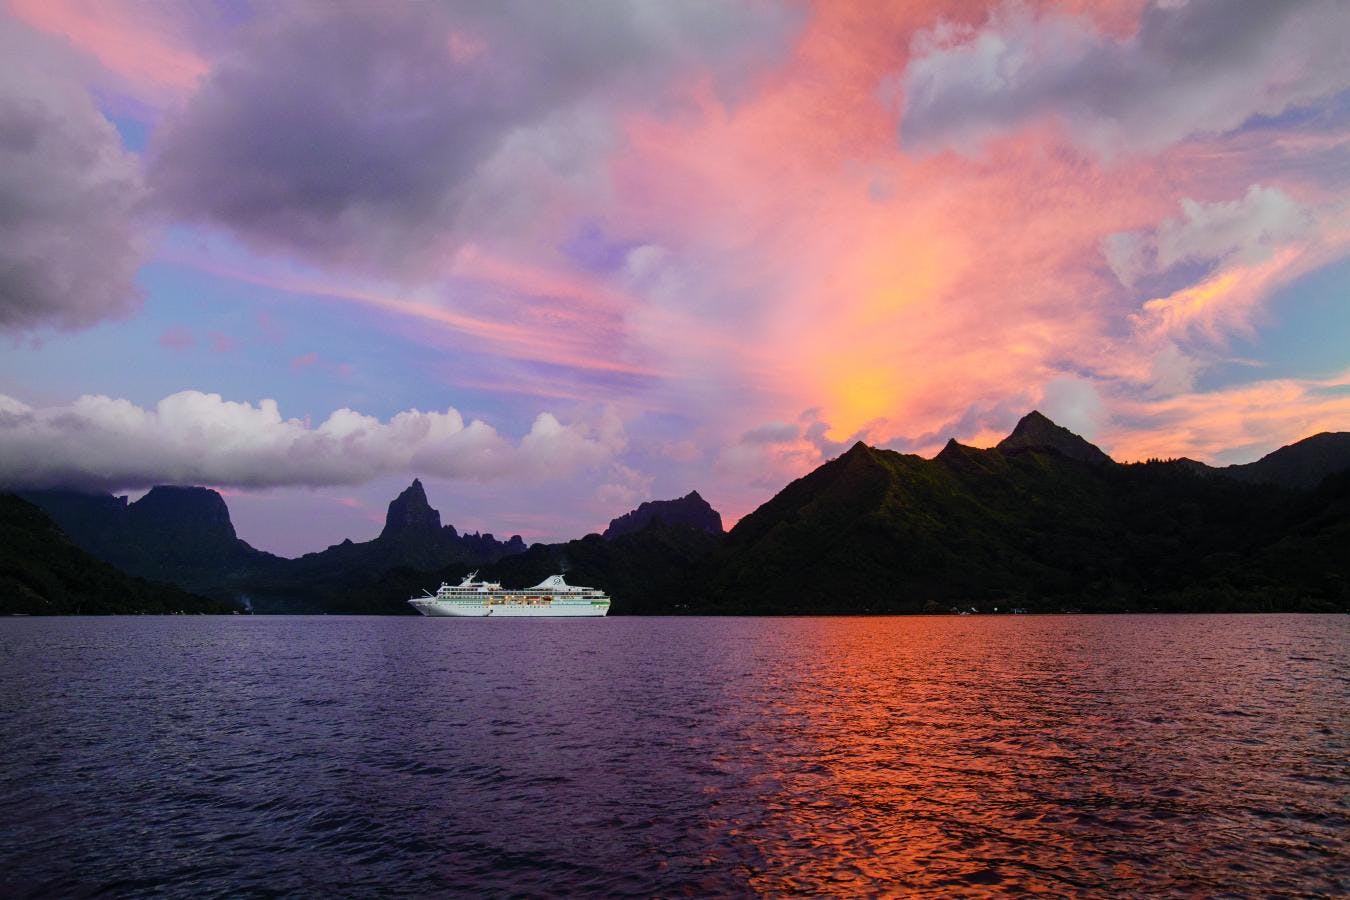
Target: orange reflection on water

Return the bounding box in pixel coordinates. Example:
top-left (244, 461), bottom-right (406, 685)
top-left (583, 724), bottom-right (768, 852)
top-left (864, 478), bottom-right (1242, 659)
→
top-left (670, 616), bottom-right (1337, 895)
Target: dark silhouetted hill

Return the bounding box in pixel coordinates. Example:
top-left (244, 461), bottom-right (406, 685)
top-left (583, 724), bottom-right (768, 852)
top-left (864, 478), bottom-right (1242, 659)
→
top-left (602, 490), bottom-right (724, 539)
top-left (283, 479), bottom-right (526, 583)
top-left (995, 410), bottom-right (1113, 464)
top-left (18, 485), bottom-right (272, 591)
top-left (697, 416), bottom-right (1347, 614)
top-left (1220, 432), bottom-right (1350, 489)
top-left (381, 478), bottom-right (442, 536)
top-left (0, 494), bottom-right (234, 615)
top-left (343, 488), bottom-right (729, 615)
top-left (340, 523), bottom-right (723, 616)
top-left (12, 415), bottom-right (1348, 614)
top-left (19, 479), bottom-right (526, 612)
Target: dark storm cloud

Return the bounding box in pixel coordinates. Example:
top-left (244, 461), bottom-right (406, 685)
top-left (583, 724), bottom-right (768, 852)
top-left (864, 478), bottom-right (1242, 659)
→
top-left (149, 1), bottom-right (799, 270)
top-left (0, 25), bottom-right (146, 332)
top-left (900, 0), bottom-right (1350, 156)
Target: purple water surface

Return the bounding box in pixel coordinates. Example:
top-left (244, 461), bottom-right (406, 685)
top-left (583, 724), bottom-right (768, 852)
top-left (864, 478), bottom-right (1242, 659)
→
top-left (1, 615), bottom-right (1346, 895)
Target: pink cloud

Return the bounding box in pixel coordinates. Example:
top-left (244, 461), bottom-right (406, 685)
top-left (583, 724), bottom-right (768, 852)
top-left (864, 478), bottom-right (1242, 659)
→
top-left (569, 1), bottom-right (1348, 522)
top-left (449, 244), bottom-right (628, 315)
top-left (36, 0), bottom-right (1338, 541)
top-left (157, 325), bottom-right (194, 349)
top-left (659, 440), bottom-right (702, 463)
top-left (1103, 370), bottom-right (1350, 465)
top-left (445, 30), bottom-right (485, 65)
top-left (254, 311), bottom-right (286, 345)
top-left (165, 246), bottom-right (658, 381)
top-left (610, 4), bottom-right (1174, 441)
top-left (207, 331), bottom-right (238, 354)
top-left (5, 0), bottom-right (207, 96)
top-left (1133, 225), bottom-right (1350, 347)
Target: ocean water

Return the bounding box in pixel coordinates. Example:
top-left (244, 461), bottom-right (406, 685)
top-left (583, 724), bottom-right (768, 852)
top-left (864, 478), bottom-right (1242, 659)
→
top-left (0, 615), bottom-right (1345, 896)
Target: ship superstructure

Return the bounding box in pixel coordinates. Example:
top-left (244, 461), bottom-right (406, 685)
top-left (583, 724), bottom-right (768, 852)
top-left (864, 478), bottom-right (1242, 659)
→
top-left (408, 572), bottom-right (611, 617)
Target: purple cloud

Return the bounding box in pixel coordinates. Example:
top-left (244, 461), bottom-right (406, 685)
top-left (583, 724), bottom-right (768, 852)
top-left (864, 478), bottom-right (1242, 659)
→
top-left (0, 26), bottom-right (147, 332)
top-left (149, 1), bottom-right (800, 272)
top-left (157, 325), bottom-right (196, 349)
top-left (561, 221), bottom-right (641, 274)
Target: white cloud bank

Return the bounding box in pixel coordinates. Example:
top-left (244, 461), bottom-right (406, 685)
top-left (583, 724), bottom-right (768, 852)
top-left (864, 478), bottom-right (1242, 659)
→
top-left (0, 391), bottom-right (624, 491)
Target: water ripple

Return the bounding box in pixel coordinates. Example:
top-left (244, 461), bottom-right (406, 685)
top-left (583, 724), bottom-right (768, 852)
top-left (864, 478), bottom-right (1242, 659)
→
top-left (0, 614), bottom-right (1346, 896)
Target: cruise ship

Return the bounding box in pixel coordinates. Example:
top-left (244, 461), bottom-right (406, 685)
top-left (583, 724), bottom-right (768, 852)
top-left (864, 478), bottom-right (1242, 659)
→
top-left (408, 572), bottom-right (611, 617)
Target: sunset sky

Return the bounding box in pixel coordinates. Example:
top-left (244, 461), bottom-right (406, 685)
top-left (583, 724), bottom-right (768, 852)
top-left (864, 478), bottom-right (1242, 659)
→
top-left (2, 0), bottom-right (1348, 554)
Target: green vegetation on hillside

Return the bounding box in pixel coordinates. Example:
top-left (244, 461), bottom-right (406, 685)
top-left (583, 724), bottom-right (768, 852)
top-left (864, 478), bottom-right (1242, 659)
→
top-left (0, 494), bottom-right (236, 615)
top-left (699, 442), bottom-right (1347, 613)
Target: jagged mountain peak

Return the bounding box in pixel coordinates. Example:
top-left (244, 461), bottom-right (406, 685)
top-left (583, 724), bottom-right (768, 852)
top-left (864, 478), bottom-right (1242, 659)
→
top-left (380, 478), bottom-right (441, 538)
top-left (936, 437), bottom-right (980, 463)
top-left (835, 440), bottom-right (891, 472)
top-left (997, 410), bottom-right (1113, 464)
top-left (828, 441), bottom-right (880, 469)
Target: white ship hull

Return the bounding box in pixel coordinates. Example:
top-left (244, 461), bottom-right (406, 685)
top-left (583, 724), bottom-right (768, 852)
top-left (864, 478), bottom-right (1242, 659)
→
top-left (408, 573), bottom-right (610, 617)
top-left (409, 599), bottom-right (609, 617)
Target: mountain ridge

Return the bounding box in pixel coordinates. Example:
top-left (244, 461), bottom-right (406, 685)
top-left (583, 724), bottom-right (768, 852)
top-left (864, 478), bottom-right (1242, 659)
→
top-left (602, 490), bottom-right (724, 539)
top-left (17, 478), bottom-right (527, 611)
top-left (11, 412), bottom-right (1350, 614)
top-left (1220, 432), bottom-right (1350, 490)
top-left (696, 420), bottom-right (1348, 614)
